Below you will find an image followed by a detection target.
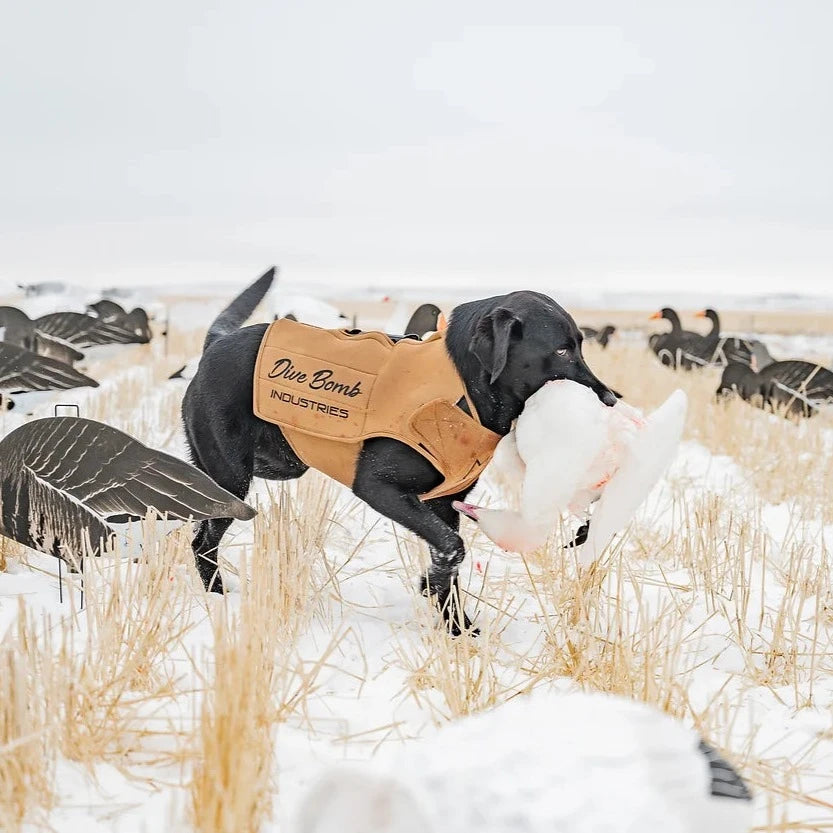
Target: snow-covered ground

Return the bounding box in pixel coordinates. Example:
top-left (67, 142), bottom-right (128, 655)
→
top-left (2, 285), bottom-right (833, 832)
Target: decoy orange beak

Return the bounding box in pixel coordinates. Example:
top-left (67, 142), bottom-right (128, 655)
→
top-left (437, 312), bottom-right (448, 332)
top-left (649, 311), bottom-right (662, 320)
top-left (694, 310), bottom-right (707, 318)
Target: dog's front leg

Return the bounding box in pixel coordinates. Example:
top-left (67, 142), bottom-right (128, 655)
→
top-left (352, 477), bottom-right (473, 635)
top-left (421, 495), bottom-right (476, 637)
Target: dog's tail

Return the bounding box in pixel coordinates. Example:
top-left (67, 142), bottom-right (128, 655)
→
top-left (203, 267), bottom-right (277, 351)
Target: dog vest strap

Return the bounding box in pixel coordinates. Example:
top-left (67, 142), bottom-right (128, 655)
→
top-left (252, 319), bottom-right (500, 499)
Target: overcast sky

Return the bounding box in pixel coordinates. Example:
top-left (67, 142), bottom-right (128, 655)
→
top-left (1, 1), bottom-right (831, 295)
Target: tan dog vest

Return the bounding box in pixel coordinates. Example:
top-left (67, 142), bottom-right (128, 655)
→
top-left (253, 319), bottom-right (500, 500)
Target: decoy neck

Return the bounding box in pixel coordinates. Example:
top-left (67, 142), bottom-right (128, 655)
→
top-left (0, 306), bottom-right (36, 350)
top-left (649, 307), bottom-right (682, 333)
top-left (695, 308), bottom-right (720, 341)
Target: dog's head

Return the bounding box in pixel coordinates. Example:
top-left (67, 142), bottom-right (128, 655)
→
top-left (448, 291), bottom-right (617, 410)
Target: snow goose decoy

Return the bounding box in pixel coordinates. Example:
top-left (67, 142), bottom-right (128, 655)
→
top-left (580, 324), bottom-right (616, 348)
top-left (0, 341), bottom-right (97, 393)
top-left (454, 380), bottom-right (687, 565)
top-left (272, 288), bottom-right (346, 330)
top-left (0, 417), bottom-right (255, 562)
top-left (404, 303), bottom-right (447, 339)
top-left (717, 359), bottom-right (833, 418)
top-left (0, 306), bottom-right (85, 366)
top-left (296, 689), bottom-right (752, 833)
top-left (169, 267), bottom-right (276, 380)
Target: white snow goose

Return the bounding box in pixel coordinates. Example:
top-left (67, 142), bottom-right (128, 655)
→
top-left (453, 380), bottom-right (687, 565)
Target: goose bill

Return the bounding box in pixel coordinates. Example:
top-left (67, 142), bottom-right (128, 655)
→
top-left (452, 500), bottom-right (480, 521)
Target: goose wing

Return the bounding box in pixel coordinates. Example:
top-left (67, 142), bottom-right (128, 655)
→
top-left (34, 312), bottom-right (140, 347)
top-left (0, 417), bottom-right (256, 560)
top-left (714, 337), bottom-right (754, 367)
top-left (581, 390), bottom-right (687, 566)
top-left (34, 312), bottom-right (97, 342)
top-left (652, 332), bottom-right (712, 368)
top-left (0, 465), bottom-right (115, 560)
top-left (0, 342), bottom-right (98, 391)
top-left (761, 360), bottom-right (833, 401)
top-left (33, 333), bottom-right (85, 364)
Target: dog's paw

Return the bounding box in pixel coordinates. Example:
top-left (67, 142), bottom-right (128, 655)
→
top-left (446, 613), bottom-right (479, 638)
top-left (564, 521), bottom-right (590, 549)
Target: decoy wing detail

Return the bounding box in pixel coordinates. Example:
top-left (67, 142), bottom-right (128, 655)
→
top-left (760, 360), bottom-right (833, 401)
top-left (34, 312), bottom-right (145, 347)
top-left (88, 299), bottom-right (127, 321)
top-left (0, 417), bottom-right (256, 560)
top-left (0, 342), bottom-right (98, 391)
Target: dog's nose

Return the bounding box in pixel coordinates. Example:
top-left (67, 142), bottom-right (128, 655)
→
top-left (599, 389), bottom-right (618, 407)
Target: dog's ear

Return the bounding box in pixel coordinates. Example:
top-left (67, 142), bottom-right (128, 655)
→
top-left (471, 307), bottom-right (523, 384)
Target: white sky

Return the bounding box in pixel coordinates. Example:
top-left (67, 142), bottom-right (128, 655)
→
top-left (1, 1), bottom-right (831, 296)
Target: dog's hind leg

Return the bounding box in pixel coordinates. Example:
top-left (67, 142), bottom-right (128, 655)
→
top-left (192, 517), bottom-right (236, 592)
top-left (183, 420), bottom-right (256, 593)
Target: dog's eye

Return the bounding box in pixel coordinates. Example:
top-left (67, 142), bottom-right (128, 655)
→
top-left (556, 348), bottom-right (568, 356)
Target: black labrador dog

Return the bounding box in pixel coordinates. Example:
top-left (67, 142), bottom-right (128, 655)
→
top-left (182, 270), bottom-right (617, 633)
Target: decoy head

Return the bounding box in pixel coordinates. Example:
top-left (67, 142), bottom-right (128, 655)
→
top-left (695, 308), bottom-right (720, 330)
top-left (649, 308), bottom-right (682, 331)
top-left (716, 362), bottom-right (755, 401)
top-left (124, 308), bottom-right (152, 342)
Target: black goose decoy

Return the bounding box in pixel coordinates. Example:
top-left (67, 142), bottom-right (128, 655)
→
top-left (717, 359), bottom-right (833, 417)
top-left (100, 287), bottom-right (134, 300)
top-left (694, 308), bottom-right (773, 369)
top-left (404, 303), bottom-right (447, 338)
top-left (34, 311), bottom-right (146, 348)
top-left (693, 308), bottom-right (721, 360)
top-left (87, 301), bottom-right (152, 343)
top-left (0, 306), bottom-right (85, 366)
top-left (0, 341), bottom-right (98, 393)
top-left (17, 281), bottom-right (66, 297)
top-left (121, 308), bottom-right (152, 343)
top-left (648, 308), bottom-right (705, 369)
top-left (581, 324), bottom-right (617, 348)
top-left (0, 417), bottom-right (256, 562)
top-left (87, 299), bottom-right (127, 322)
